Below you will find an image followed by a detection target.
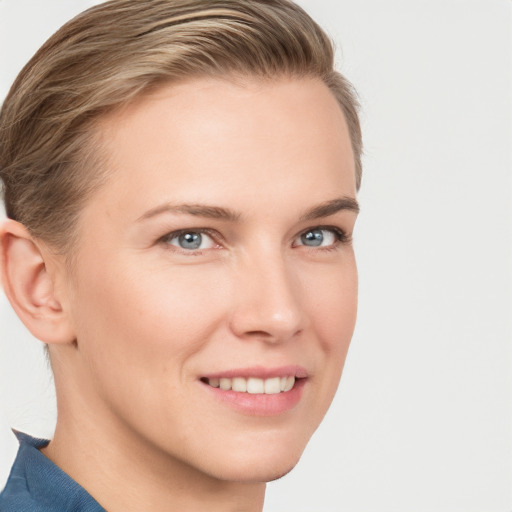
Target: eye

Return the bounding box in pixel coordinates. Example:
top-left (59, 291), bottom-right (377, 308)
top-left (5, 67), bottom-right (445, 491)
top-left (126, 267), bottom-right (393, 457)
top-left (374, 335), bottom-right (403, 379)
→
top-left (163, 230), bottom-right (217, 251)
top-left (294, 227), bottom-right (346, 248)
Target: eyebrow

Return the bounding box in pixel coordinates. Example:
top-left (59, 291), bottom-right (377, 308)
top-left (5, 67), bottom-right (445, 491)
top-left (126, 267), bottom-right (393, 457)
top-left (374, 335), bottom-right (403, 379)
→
top-left (299, 197), bottom-right (359, 220)
top-left (137, 203), bottom-right (241, 223)
top-left (137, 196), bottom-right (359, 223)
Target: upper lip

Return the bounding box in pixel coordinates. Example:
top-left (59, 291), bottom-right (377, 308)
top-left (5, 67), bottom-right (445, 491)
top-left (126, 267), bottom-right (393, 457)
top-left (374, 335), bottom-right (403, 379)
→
top-left (201, 365), bottom-right (308, 380)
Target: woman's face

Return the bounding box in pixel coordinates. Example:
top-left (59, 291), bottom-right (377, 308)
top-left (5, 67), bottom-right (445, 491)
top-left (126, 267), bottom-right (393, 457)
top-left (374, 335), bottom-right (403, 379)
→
top-left (60, 76), bottom-right (358, 482)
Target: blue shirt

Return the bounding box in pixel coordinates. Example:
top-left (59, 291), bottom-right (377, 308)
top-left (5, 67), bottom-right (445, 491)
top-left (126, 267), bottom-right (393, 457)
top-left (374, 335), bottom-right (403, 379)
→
top-left (0, 430), bottom-right (105, 511)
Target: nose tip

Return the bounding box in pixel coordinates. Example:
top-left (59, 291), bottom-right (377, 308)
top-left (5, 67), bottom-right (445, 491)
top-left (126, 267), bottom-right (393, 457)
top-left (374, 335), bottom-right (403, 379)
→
top-left (229, 259), bottom-right (305, 343)
top-left (240, 310), bottom-right (303, 342)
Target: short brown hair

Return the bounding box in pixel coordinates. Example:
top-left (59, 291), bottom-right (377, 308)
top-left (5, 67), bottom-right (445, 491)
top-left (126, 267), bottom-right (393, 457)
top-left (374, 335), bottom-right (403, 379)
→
top-left (0, 0), bottom-right (362, 252)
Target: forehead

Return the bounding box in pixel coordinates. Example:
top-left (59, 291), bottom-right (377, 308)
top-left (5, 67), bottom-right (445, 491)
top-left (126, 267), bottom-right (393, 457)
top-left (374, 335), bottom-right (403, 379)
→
top-left (85, 76), bottom-right (356, 223)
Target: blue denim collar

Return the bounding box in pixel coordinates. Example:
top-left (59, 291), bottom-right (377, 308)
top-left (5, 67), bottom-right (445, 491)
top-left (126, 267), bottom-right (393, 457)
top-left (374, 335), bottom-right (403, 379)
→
top-left (0, 430), bottom-right (105, 511)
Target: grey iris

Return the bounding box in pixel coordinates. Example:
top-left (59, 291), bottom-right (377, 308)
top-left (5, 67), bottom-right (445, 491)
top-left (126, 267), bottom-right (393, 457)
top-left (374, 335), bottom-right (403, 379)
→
top-left (179, 232), bottom-right (202, 249)
top-left (301, 229), bottom-right (323, 246)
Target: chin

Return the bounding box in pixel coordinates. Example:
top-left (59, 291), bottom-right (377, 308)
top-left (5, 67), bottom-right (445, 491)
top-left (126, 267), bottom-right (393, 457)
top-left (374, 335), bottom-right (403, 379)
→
top-left (264, 465), bottom-right (298, 483)
top-left (216, 461), bottom-right (299, 484)
top-left (201, 443), bottom-right (304, 484)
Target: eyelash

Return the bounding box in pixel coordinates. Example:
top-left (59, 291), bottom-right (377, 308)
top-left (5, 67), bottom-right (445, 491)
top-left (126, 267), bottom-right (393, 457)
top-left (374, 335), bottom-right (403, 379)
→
top-left (159, 228), bottom-right (221, 256)
top-left (296, 225), bottom-right (351, 251)
top-left (158, 225), bottom-right (351, 255)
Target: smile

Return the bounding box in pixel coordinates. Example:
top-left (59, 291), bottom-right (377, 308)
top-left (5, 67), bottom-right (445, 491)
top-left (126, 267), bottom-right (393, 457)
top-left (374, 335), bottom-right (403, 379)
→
top-left (199, 366), bottom-right (308, 415)
top-left (203, 376), bottom-right (296, 394)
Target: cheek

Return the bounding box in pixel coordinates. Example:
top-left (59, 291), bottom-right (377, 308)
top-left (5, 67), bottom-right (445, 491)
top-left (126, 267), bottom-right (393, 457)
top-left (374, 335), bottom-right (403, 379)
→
top-left (70, 256), bottom-right (229, 380)
top-left (303, 255), bottom-right (358, 352)
top-left (66, 257), bottom-right (233, 438)
top-left (301, 256), bottom-right (357, 410)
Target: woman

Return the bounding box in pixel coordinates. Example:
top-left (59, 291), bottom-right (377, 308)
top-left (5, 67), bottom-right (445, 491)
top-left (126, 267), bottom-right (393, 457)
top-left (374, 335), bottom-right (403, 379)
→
top-left (0, 1), bottom-right (362, 510)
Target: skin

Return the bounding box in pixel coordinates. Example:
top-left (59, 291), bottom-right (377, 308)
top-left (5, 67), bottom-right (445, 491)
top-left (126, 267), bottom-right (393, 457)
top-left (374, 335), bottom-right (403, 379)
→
top-left (0, 76), bottom-right (358, 512)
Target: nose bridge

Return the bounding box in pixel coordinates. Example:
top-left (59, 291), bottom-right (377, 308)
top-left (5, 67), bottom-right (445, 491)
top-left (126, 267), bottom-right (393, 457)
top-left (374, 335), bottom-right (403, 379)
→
top-left (229, 245), bottom-right (304, 342)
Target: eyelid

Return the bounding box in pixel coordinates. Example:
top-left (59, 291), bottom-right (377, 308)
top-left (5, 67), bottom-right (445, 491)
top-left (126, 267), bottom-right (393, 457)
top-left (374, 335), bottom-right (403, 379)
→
top-left (156, 224), bottom-right (350, 254)
top-left (293, 225), bottom-right (350, 247)
top-left (159, 228), bottom-right (223, 253)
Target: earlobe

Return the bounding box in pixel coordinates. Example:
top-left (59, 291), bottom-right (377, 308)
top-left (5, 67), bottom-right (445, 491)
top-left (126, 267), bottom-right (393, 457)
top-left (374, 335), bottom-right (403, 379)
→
top-left (0, 219), bottom-right (75, 345)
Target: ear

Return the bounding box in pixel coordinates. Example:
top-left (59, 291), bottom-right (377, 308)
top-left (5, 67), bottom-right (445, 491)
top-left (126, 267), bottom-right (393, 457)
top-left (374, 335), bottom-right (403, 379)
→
top-left (0, 219), bottom-right (75, 345)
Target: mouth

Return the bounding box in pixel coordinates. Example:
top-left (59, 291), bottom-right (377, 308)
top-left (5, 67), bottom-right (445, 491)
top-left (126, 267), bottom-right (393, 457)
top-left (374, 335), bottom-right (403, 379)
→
top-left (199, 366), bottom-right (308, 416)
top-left (200, 375), bottom-right (297, 394)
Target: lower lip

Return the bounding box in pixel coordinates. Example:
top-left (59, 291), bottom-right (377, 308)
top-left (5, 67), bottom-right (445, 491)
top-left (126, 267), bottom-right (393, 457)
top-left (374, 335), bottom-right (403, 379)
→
top-left (200, 378), bottom-right (306, 416)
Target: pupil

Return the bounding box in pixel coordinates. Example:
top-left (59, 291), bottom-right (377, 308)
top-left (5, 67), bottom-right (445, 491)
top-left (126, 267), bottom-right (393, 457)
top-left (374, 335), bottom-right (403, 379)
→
top-left (179, 232), bottom-right (202, 249)
top-left (302, 229), bottom-right (323, 246)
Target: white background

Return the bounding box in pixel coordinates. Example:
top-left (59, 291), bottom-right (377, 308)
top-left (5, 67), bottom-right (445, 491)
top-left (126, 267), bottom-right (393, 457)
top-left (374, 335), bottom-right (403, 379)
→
top-left (0, 1), bottom-right (511, 511)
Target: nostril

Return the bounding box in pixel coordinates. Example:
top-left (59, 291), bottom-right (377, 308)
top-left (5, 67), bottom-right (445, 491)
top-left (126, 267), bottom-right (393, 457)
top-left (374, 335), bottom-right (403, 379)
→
top-left (238, 328), bottom-right (303, 344)
top-left (245, 330), bottom-right (273, 338)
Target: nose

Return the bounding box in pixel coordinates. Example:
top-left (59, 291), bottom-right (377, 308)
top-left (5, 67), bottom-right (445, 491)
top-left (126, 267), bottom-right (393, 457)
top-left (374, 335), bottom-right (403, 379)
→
top-left (228, 250), bottom-right (305, 344)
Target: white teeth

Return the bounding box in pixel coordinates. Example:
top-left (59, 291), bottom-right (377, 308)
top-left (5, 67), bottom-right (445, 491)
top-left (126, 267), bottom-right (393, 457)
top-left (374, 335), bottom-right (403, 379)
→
top-left (206, 376), bottom-right (296, 394)
top-left (247, 377), bottom-right (264, 394)
top-left (264, 377), bottom-right (281, 394)
top-left (219, 378), bottom-right (231, 391)
top-left (232, 377), bottom-right (247, 392)
top-left (283, 376), bottom-right (295, 392)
